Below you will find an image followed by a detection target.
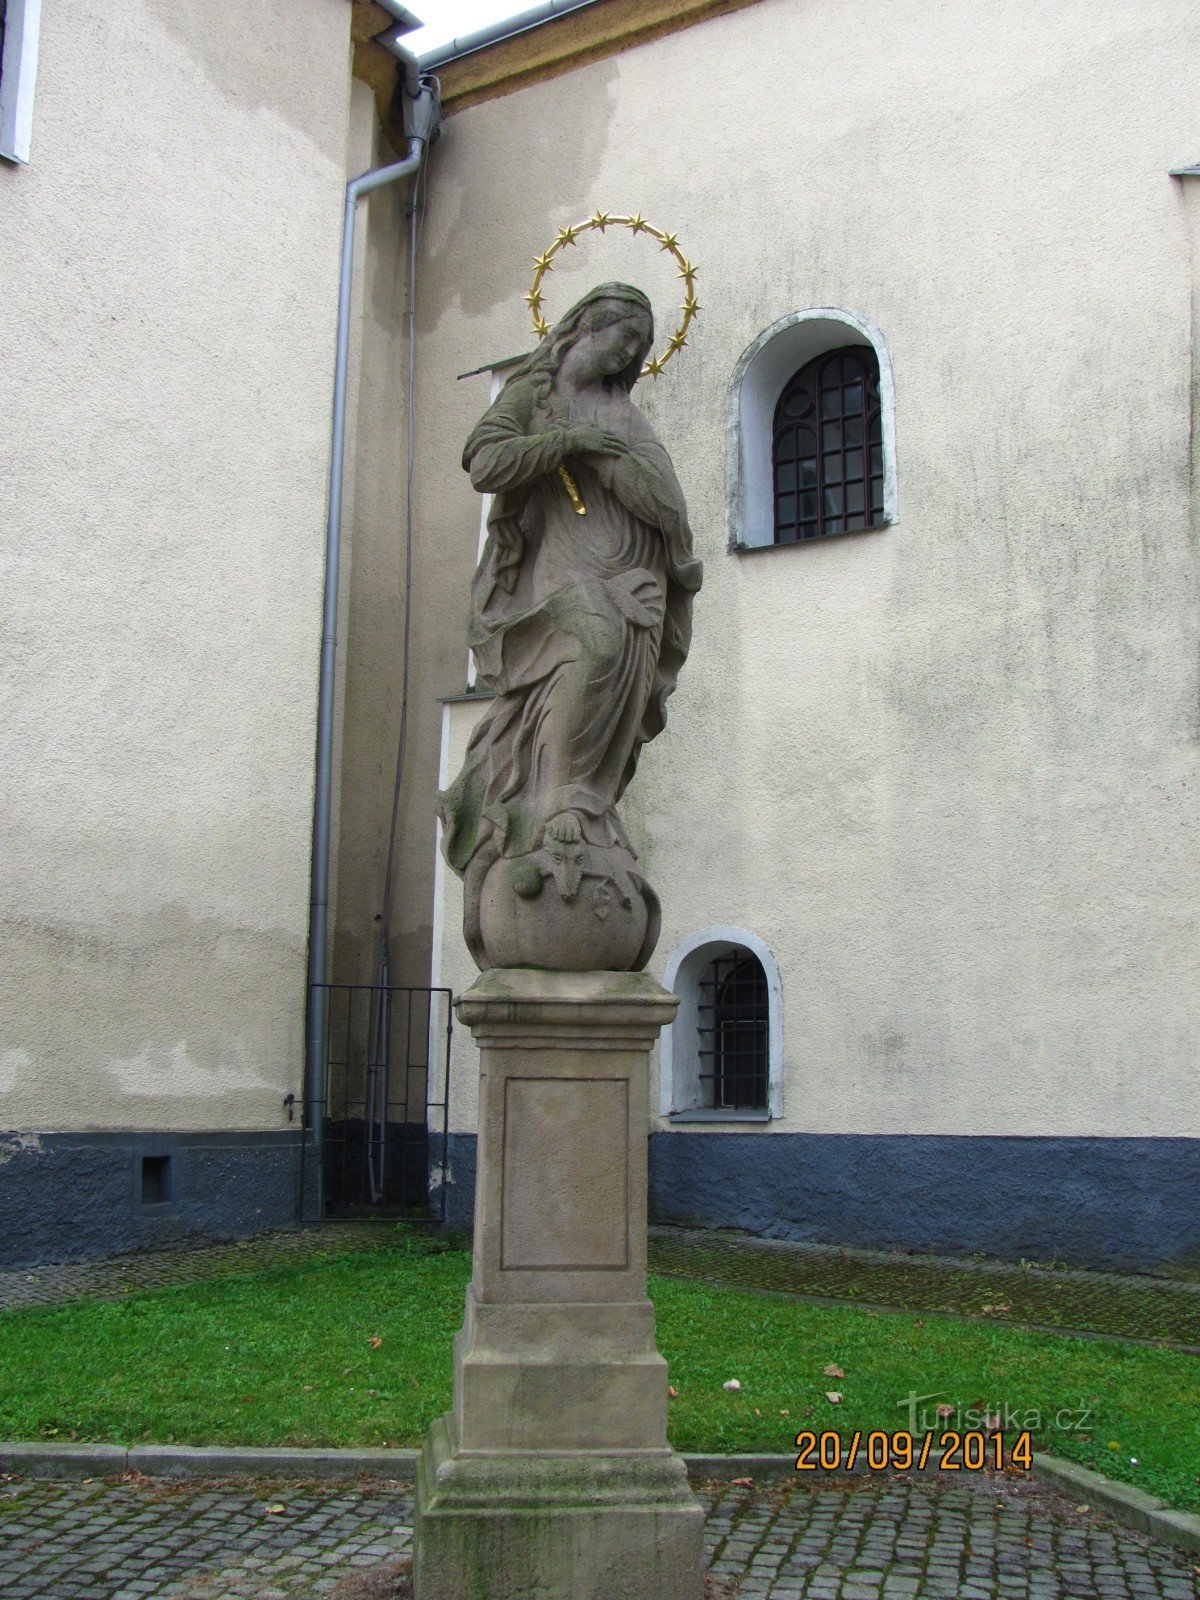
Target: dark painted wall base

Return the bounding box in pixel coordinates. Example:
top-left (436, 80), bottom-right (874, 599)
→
top-left (0, 1131), bottom-right (306, 1271)
top-left (437, 1131), bottom-right (1200, 1274)
top-left (649, 1132), bottom-right (1200, 1274)
top-left (433, 1132), bottom-right (477, 1234)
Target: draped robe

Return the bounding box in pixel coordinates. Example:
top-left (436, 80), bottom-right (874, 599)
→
top-left (439, 369), bottom-right (703, 873)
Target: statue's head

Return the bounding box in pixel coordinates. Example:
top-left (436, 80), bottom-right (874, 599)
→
top-left (519, 282), bottom-right (654, 394)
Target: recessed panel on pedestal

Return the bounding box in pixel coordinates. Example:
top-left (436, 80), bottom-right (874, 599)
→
top-left (501, 1076), bottom-right (629, 1270)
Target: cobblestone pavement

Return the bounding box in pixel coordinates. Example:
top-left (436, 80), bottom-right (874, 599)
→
top-left (0, 1229), bottom-right (398, 1315)
top-left (649, 1228), bottom-right (1200, 1352)
top-left (2, 1473), bottom-right (1199, 1600)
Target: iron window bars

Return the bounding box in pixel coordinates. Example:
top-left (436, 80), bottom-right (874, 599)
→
top-left (773, 345), bottom-right (884, 543)
top-left (697, 951), bottom-right (769, 1111)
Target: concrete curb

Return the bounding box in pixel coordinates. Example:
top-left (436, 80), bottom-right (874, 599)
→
top-left (1030, 1453), bottom-right (1200, 1557)
top-left (3, 1442), bottom-right (1198, 1557)
top-left (0, 1442), bottom-right (421, 1481)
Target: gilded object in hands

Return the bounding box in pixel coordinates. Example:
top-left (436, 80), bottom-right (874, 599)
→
top-left (437, 282), bottom-right (703, 971)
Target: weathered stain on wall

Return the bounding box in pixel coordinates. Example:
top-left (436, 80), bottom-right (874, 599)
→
top-left (0, 0), bottom-right (352, 1134)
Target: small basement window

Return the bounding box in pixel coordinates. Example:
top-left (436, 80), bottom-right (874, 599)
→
top-left (660, 927), bottom-right (783, 1121)
top-left (698, 951), bottom-right (769, 1111)
top-left (140, 1153), bottom-right (172, 1206)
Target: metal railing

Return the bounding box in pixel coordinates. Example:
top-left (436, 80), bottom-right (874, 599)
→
top-left (300, 982), bottom-right (452, 1224)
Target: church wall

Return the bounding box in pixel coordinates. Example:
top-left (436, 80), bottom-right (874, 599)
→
top-left (418, 0), bottom-right (1200, 1268)
top-left (0, 0), bottom-right (353, 1265)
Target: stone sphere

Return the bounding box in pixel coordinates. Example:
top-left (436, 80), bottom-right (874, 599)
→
top-left (476, 846), bottom-right (656, 971)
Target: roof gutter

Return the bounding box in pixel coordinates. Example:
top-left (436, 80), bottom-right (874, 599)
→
top-left (372, 0), bottom-right (426, 93)
top-left (417, 0), bottom-right (603, 70)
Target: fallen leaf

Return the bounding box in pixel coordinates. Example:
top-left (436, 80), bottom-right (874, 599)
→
top-left (368, 1336), bottom-right (383, 1350)
top-left (823, 1364), bottom-right (845, 1379)
top-left (936, 1404), bottom-right (955, 1421)
top-left (263, 1504), bottom-right (285, 1515)
top-left (825, 1392), bottom-right (842, 1404)
top-left (980, 1304), bottom-right (1011, 1314)
top-left (753, 1408), bottom-right (761, 1417)
top-left (722, 1379), bottom-right (741, 1392)
top-left (731, 1477), bottom-right (754, 1488)
top-left (668, 1386), bottom-right (678, 1398)
top-left (302, 1385), bottom-right (314, 1393)
top-left (779, 1409), bottom-right (789, 1416)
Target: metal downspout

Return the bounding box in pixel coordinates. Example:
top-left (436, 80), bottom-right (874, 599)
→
top-left (304, 63), bottom-right (440, 1213)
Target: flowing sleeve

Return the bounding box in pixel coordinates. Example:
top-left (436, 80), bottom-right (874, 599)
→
top-left (463, 382), bottom-right (567, 493)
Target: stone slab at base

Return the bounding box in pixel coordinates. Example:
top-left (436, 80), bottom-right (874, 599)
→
top-left (415, 1414), bottom-right (704, 1600)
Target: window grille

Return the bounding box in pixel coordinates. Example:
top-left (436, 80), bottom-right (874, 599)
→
top-left (697, 952), bottom-right (769, 1111)
top-left (773, 345), bottom-right (884, 542)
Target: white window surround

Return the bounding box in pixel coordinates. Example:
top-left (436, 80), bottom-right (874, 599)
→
top-left (0, 0), bottom-right (41, 165)
top-left (726, 307), bottom-right (898, 551)
top-left (659, 926), bottom-right (784, 1122)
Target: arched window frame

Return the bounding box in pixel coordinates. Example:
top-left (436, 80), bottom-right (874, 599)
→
top-left (726, 308), bottom-right (898, 552)
top-left (659, 926), bottom-right (784, 1122)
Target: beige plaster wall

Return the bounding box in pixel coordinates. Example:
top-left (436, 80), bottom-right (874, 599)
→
top-left (0, 0), bottom-right (352, 1131)
top-left (412, 0), bottom-right (1198, 1140)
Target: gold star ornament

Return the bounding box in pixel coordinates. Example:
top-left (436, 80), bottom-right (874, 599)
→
top-left (525, 212), bottom-right (700, 378)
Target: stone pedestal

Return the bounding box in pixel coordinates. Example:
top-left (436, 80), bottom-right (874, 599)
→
top-left (413, 968), bottom-right (705, 1600)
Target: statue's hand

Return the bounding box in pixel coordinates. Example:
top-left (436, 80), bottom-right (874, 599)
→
top-left (561, 423), bottom-right (626, 458)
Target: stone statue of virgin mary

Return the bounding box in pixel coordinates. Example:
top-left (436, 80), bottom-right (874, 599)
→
top-left (438, 281), bottom-right (703, 972)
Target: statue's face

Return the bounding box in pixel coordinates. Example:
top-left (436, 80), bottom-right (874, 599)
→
top-left (584, 308), bottom-right (650, 379)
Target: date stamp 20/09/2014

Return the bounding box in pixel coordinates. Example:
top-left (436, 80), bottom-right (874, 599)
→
top-left (795, 1430), bottom-right (1034, 1473)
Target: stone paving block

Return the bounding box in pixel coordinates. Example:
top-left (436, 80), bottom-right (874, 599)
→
top-left (2, 1471), bottom-right (1200, 1598)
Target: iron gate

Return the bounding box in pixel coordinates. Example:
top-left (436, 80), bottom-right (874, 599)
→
top-left (300, 983), bottom-right (452, 1223)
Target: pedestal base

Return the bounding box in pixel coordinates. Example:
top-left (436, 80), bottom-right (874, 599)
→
top-left (413, 970), bottom-right (705, 1600)
top-left (414, 1415), bottom-right (703, 1600)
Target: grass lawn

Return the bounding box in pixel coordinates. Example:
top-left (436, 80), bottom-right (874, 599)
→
top-left (1, 1236), bottom-right (1196, 1512)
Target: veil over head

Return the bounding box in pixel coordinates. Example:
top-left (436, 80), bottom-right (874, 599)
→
top-left (506, 281), bottom-right (655, 396)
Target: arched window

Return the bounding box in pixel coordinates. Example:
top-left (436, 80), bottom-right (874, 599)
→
top-left (773, 346), bottom-right (884, 543)
top-left (659, 927), bottom-right (783, 1121)
top-left (699, 950), bottom-right (769, 1110)
top-left (726, 308), bottom-right (897, 551)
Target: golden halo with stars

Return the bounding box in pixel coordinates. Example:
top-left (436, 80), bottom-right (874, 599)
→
top-left (525, 212), bottom-right (700, 379)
